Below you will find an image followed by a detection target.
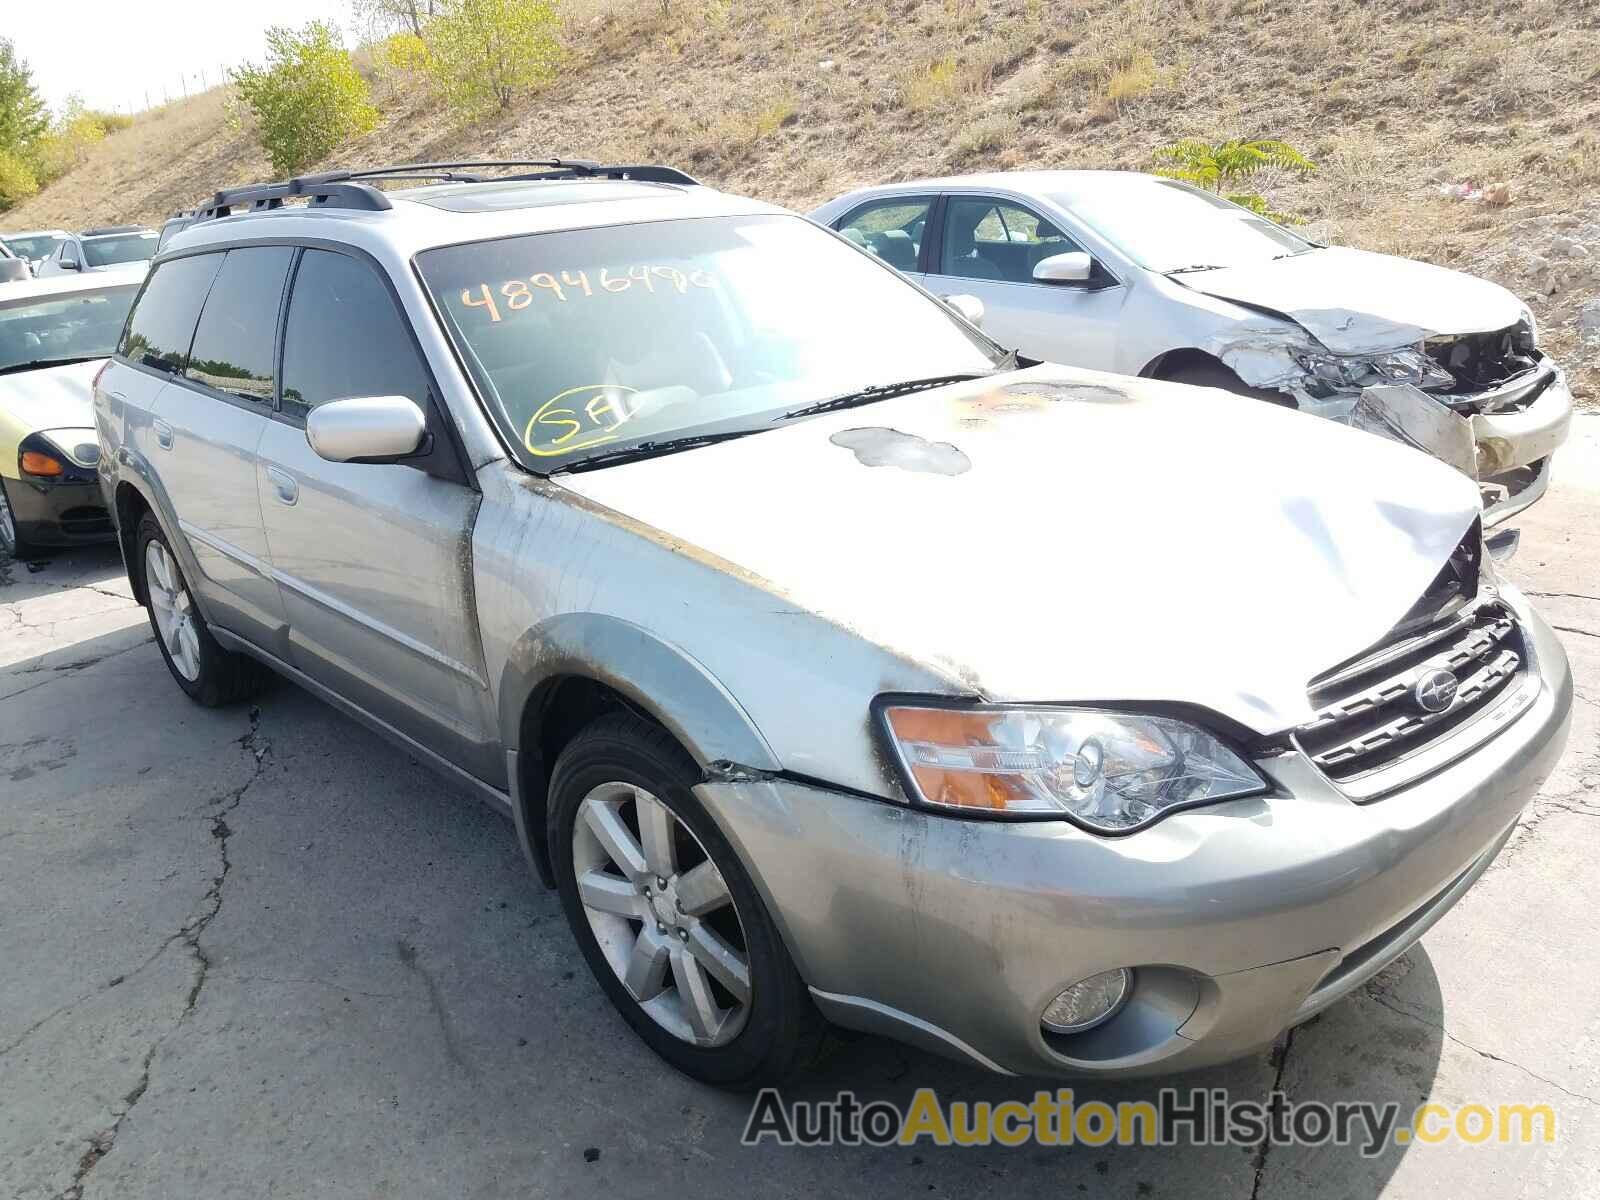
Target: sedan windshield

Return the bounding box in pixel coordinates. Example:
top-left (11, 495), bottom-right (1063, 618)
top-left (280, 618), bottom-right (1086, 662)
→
top-left (0, 284), bottom-right (139, 373)
top-left (3, 235), bottom-right (64, 261)
top-left (82, 232), bottom-right (157, 268)
top-left (1054, 178), bottom-right (1315, 274)
top-left (417, 214), bottom-right (1003, 470)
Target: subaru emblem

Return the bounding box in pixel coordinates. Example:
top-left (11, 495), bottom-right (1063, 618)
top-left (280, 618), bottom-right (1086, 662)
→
top-left (1414, 667), bottom-right (1459, 714)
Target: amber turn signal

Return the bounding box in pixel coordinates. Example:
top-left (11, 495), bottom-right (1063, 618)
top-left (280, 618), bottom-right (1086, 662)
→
top-left (19, 449), bottom-right (65, 477)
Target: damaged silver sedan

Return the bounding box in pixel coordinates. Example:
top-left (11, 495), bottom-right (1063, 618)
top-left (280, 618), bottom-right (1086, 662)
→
top-left (811, 172), bottom-right (1572, 526)
top-left (102, 169), bottom-right (1572, 1087)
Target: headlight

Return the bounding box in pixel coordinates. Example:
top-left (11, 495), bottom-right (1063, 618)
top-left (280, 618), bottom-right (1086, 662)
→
top-left (878, 703), bottom-right (1267, 833)
top-left (1293, 347), bottom-right (1455, 394)
top-left (27, 429), bottom-right (100, 471)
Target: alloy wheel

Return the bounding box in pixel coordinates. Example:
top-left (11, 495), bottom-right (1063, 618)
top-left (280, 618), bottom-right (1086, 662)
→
top-left (0, 483), bottom-right (16, 556)
top-left (572, 781), bottom-right (752, 1046)
top-left (145, 540), bottom-right (201, 682)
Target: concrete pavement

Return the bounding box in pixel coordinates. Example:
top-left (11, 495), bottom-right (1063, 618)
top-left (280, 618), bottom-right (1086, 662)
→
top-left (3, 418), bottom-right (1598, 1199)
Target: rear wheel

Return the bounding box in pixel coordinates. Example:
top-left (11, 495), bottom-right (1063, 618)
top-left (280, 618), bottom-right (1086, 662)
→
top-left (0, 477), bottom-right (39, 560)
top-left (136, 512), bottom-right (264, 706)
top-left (550, 713), bottom-right (821, 1088)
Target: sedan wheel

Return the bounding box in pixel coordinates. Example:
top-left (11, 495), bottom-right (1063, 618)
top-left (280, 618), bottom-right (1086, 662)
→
top-left (573, 781), bottom-right (752, 1047)
top-left (145, 539), bottom-right (202, 681)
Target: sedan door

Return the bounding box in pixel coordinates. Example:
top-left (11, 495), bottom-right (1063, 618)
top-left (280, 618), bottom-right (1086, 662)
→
top-left (923, 194), bottom-right (1127, 369)
top-left (255, 248), bottom-right (497, 780)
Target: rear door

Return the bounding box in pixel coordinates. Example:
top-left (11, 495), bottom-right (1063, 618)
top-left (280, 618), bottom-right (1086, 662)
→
top-left (923, 194), bottom-right (1127, 368)
top-left (255, 247), bottom-right (496, 779)
top-left (829, 195), bottom-right (936, 284)
top-left (148, 246), bottom-right (294, 650)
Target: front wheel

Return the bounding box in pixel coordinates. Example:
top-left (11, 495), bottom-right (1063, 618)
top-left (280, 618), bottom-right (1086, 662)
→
top-left (136, 513), bottom-right (264, 706)
top-left (550, 713), bottom-right (821, 1088)
top-left (0, 477), bottom-right (39, 560)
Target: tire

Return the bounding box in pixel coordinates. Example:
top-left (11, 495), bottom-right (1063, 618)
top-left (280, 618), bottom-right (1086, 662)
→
top-left (0, 476), bottom-right (40, 560)
top-left (550, 712), bottom-right (822, 1088)
top-left (135, 512), bottom-right (264, 706)
top-left (1162, 358), bottom-right (1296, 407)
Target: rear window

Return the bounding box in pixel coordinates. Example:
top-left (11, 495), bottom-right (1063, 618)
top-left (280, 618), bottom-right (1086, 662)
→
top-left (0, 285), bottom-right (139, 373)
top-left (82, 232), bottom-right (158, 268)
top-left (185, 247), bottom-right (293, 401)
top-left (120, 254), bottom-right (224, 373)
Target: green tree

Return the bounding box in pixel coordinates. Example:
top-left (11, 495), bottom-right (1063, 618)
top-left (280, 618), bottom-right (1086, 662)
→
top-left (425, 0), bottom-right (564, 115)
top-left (1152, 138), bottom-right (1315, 222)
top-left (231, 22), bottom-right (379, 175)
top-left (0, 149), bottom-right (37, 210)
top-left (0, 39), bottom-right (48, 156)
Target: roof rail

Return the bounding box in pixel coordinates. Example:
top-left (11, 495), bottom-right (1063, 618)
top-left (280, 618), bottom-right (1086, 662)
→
top-left (189, 159), bottom-right (699, 224)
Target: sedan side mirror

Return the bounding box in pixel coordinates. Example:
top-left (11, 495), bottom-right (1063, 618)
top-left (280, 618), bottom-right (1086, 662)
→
top-left (941, 293), bottom-right (985, 327)
top-left (1033, 251), bottom-right (1093, 284)
top-left (59, 255), bottom-right (80, 272)
top-left (306, 396), bottom-right (427, 463)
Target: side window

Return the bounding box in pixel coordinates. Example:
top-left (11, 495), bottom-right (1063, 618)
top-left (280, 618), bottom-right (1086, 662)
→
top-left (184, 246), bottom-right (293, 402)
top-left (280, 249), bottom-right (431, 422)
top-left (940, 197), bottom-right (1081, 284)
top-left (119, 253), bottom-right (225, 374)
top-left (834, 197), bottom-right (933, 273)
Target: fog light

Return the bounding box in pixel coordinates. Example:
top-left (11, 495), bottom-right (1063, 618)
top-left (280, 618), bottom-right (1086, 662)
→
top-left (1042, 969), bottom-right (1131, 1034)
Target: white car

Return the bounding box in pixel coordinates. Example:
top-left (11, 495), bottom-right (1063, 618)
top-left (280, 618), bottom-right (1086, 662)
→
top-left (811, 172), bottom-right (1572, 526)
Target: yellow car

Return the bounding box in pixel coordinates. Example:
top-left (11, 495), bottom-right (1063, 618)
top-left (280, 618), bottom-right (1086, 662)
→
top-left (0, 269), bottom-right (144, 558)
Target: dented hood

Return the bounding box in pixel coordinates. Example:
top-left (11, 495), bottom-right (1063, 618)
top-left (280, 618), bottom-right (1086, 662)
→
top-left (557, 366), bottom-right (1482, 734)
top-left (1178, 246), bottom-right (1526, 353)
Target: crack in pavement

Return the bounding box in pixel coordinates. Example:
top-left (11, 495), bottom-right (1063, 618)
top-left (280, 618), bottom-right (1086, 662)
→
top-left (1363, 989), bottom-right (1600, 1109)
top-left (1525, 590), bottom-right (1600, 604)
top-left (1247, 1026), bottom-right (1296, 1200)
top-left (55, 707), bottom-right (271, 1200)
top-left (0, 638), bottom-right (154, 702)
top-left (1552, 623), bottom-right (1600, 642)
top-left (395, 938), bottom-right (473, 1076)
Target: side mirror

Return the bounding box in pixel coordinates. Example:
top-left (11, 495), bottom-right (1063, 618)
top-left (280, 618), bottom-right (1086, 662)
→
top-left (942, 293), bottom-right (985, 327)
top-left (305, 396), bottom-right (427, 463)
top-left (60, 255), bottom-right (80, 272)
top-left (1033, 251), bottom-right (1093, 284)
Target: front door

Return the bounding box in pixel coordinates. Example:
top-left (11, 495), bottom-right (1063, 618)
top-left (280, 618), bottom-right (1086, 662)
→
top-left (923, 195), bottom-right (1127, 369)
top-left (255, 248), bottom-right (496, 780)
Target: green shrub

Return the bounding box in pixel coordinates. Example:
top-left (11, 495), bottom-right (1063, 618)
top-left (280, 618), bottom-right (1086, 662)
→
top-left (0, 148), bottom-right (37, 210)
top-left (1152, 138), bottom-right (1316, 223)
top-left (232, 22), bottom-right (380, 175)
top-left (425, 0), bottom-right (564, 115)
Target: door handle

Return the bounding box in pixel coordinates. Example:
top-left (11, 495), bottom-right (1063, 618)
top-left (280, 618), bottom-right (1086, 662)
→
top-left (153, 418), bottom-right (174, 450)
top-left (266, 467), bottom-right (299, 506)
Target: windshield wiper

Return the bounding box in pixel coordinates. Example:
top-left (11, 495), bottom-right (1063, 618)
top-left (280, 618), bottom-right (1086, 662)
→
top-left (1165, 263), bottom-right (1228, 275)
top-left (557, 428), bottom-right (760, 473)
top-left (0, 354), bottom-right (105, 377)
top-left (777, 373), bottom-right (988, 422)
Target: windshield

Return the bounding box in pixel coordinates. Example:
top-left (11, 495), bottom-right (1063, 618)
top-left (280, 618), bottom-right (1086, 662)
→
top-left (3, 235), bottom-right (64, 261)
top-left (417, 214), bottom-right (1003, 470)
top-left (1054, 178), bottom-right (1314, 273)
top-left (82, 232), bottom-right (157, 268)
top-left (0, 284), bottom-right (139, 372)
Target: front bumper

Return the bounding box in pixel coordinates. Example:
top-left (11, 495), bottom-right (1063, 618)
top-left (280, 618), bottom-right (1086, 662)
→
top-left (3, 472), bottom-right (115, 548)
top-left (697, 598), bottom-right (1572, 1078)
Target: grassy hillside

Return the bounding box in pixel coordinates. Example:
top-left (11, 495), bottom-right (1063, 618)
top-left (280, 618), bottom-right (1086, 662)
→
top-left (8, 0), bottom-right (1598, 395)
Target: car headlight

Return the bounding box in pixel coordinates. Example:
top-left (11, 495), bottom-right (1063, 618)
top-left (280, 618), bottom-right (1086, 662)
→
top-left (1293, 347), bottom-right (1455, 394)
top-left (25, 429), bottom-right (100, 473)
top-left (878, 703), bottom-right (1267, 833)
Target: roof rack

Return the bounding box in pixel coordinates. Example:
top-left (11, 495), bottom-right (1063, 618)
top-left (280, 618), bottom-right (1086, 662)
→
top-left (191, 159), bottom-right (700, 222)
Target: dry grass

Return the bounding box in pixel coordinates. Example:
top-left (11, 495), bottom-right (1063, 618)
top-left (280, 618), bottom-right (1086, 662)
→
top-left (8, 0), bottom-right (1598, 394)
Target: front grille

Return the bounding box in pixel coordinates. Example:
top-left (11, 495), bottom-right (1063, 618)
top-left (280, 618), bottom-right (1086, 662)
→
top-left (1295, 599), bottom-right (1529, 797)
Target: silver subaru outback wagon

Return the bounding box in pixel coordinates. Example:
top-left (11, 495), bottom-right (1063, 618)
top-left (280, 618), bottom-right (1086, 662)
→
top-left (94, 161), bottom-right (1572, 1087)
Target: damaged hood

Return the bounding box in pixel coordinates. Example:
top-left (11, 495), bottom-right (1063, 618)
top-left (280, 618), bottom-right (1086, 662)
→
top-left (1178, 246), bottom-right (1526, 353)
top-left (557, 366), bottom-right (1481, 734)
top-left (0, 359), bottom-right (98, 432)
